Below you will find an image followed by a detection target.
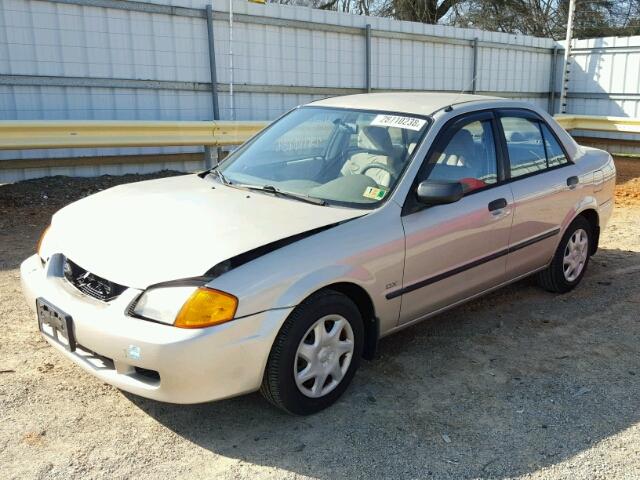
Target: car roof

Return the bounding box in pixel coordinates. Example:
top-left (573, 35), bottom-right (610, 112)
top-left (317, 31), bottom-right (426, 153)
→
top-left (307, 92), bottom-right (502, 117)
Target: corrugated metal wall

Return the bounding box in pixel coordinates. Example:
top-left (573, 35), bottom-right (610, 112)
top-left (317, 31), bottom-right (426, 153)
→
top-left (0, 0), bottom-right (558, 182)
top-left (568, 36), bottom-right (640, 116)
top-left (556, 35), bottom-right (640, 154)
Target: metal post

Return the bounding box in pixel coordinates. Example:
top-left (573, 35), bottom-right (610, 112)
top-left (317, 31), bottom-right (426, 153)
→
top-left (205, 4), bottom-right (220, 169)
top-left (548, 46), bottom-right (558, 114)
top-left (471, 37), bottom-right (478, 94)
top-left (365, 24), bottom-right (371, 93)
top-left (228, 0), bottom-right (235, 120)
top-left (206, 5), bottom-right (220, 120)
top-left (559, 0), bottom-right (576, 114)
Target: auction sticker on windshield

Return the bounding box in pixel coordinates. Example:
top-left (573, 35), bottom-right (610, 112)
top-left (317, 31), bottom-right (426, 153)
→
top-left (371, 114), bottom-right (427, 131)
top-left (363, 186), bottom-right (387, 200)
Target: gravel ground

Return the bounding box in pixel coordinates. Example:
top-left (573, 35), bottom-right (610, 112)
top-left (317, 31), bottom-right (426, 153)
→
top-left (1, 162), bottom-right (639, 480)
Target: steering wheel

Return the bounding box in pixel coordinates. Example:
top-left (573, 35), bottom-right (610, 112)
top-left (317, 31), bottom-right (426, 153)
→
top-left (359, 162), bottom-right (397, 182)
top-left (347, 147), bottom-right (390, 157)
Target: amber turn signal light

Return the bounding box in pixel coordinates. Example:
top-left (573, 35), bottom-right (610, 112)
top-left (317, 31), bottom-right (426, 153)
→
top-left (37, 225), bottom-right (50, 257)
top-left (174, 287), bottom-right (238, 328)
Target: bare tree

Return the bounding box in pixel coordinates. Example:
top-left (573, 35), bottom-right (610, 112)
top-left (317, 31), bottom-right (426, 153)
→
top-left (268, 0), bottom-right (380, 15)
top-left (450, 0), bottom-right (640, 39)
top-left (391, 0), bottom-right (464, 23)
top-left (269, 0), bottom-right (640, 38)
top-left (269, 0), bottom-right (461, 19)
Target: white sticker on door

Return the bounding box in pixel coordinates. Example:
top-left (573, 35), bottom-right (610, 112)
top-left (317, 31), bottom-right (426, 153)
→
top-left (370, 114), bottom-right (427, 131)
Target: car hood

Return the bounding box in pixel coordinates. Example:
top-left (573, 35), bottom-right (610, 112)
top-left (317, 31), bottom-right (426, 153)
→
top-left (49, 174), bottom-right (367, 289)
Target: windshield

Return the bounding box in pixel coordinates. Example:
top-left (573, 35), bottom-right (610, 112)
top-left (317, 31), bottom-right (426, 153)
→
top-left (217, 107), bottom-right (430, 207)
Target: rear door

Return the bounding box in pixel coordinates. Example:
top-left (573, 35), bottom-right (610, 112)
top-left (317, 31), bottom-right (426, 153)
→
top-left (497, 109), bottom-right (583, 278)
top-left (397, 111), bottom-right (514, 324)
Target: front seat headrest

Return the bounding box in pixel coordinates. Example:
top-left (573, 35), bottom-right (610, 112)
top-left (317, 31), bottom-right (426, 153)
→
top-left (446, 129), bottom-right (475, 164)
top-left (359, 126), bottom-right (394, 155)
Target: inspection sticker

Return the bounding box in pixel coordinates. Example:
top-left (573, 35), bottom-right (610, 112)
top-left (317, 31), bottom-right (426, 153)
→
top-left (363, 186), bottom-right (387, 200)
top-left (370, 114), bottom-right (427, 131)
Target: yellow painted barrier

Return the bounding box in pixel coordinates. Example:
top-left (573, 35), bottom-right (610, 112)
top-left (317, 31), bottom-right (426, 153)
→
top-left (554, 114), bottom-right (640, 134)
top-left (1, 115), bottom-right (638, 152)
top-left (0, 120), bottom-right (269, 150)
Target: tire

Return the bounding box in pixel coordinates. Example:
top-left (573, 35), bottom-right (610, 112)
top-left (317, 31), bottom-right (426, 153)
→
top-left (260, 290), bottom-right (364, 415)
top-left (536, 216), bottom-right (592, 294)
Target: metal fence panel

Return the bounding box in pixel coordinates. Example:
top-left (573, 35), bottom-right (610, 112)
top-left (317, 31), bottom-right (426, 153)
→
top-left (562, 35), bottom-right (640, 152)
top-left (1, 0), bottom-right (559, 181)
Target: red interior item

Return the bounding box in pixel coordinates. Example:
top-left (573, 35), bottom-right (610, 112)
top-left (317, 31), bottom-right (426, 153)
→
top-left (459, 177), bottom-right (487, 192)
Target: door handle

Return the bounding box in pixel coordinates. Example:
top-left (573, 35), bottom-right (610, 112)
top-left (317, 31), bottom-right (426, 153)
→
top-left (488, 198), bottom-right (508, 212)
top-left (566, 176), bottom-right (579, 188)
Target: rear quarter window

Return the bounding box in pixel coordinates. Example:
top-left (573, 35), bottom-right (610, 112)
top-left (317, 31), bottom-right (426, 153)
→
top-left (541, 124), bottom-right (569, 167)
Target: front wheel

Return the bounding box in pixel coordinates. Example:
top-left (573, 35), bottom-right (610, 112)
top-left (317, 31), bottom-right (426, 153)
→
top-left (536, 216), bottom-right (592, 293)
top-left (260, 290), bottom-right (364, 415)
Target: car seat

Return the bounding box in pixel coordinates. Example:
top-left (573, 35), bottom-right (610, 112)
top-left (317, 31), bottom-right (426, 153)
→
top-left (341, 126), bottom-right (396, 187)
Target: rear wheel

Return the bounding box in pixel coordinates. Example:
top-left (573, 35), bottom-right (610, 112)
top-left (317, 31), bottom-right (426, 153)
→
top-left (260, 290), bottom-right (364, 415)
top-left (536, 216), bottom-right (592, 293)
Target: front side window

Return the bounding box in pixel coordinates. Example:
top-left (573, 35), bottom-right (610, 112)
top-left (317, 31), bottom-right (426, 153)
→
top-left (424, 119), bottom-right (498, 193)
top-left (218, 107), bottom-right (429, 207)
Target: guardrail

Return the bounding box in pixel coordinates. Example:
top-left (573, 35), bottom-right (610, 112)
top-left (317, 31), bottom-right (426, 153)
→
top-left (0, 120), bottom-right (269, 150)
top-left (0, 114), bottom-right (638, 175)
top-left (554, 114), bottom-right (640, 134)
top-left (1, 115), bottom-right (639, 152)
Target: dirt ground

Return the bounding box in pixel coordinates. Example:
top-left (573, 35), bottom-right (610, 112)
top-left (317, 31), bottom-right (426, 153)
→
top-left (1, 160), bottom-right (639, 480)
top-left (613, 157), bottom-right (640, 206)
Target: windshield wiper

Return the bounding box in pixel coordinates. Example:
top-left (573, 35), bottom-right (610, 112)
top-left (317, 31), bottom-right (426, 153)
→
top-left (206, 168), bottom-right (231, 185)
top-left (204, 171), bottom-right (326, 206)
top-left (236, 184), bottom-right (327, 206)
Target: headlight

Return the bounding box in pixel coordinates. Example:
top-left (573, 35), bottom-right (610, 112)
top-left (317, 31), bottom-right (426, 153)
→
top-left (132, 286), bottom-right (238, 328)
top-left (132, 286), bottom-right (197, 325)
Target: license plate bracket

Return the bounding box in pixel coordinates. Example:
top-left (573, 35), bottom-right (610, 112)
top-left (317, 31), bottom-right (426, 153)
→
top-left (36, 298), bottom-right (76, 352)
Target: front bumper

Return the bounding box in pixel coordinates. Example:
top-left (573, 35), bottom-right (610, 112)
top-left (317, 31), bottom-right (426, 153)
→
top-left (20, 254), bottom-right (292, 404)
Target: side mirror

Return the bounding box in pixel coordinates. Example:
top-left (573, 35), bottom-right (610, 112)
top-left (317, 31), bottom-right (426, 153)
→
top-left (416, 180), bottom-right (464, 205)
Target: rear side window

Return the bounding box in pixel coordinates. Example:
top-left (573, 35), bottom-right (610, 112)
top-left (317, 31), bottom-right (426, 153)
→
top-left (500, 116), bottom-right (547, 178)
top-left (541, 124), bottom-right (569, 167)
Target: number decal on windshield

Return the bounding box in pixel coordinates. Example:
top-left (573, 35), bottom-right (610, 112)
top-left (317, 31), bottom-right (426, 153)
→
top-left (371, 114), bottom-right (427, 131)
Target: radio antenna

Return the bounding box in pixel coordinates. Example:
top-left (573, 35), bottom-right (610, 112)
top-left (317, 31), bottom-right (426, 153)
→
top-left (448, 71), bottom-right (479, 108)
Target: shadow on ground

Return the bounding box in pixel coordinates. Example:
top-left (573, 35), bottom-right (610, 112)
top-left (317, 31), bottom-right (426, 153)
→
top-left (127, 247), bottom-right (640, 479)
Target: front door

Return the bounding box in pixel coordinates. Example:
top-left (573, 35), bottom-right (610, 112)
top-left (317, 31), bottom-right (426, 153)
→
top-left (396, 111), bottom-right (514, 324)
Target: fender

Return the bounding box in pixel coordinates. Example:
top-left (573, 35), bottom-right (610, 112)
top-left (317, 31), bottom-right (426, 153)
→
top-left (552, 194), bottom-right (600, 257)
top-left (273, 264), bottom-right (375, 311)
top-left (207, 203), bottom-right (406, 326)
top-left (568, 194), bottom-right (599, 230)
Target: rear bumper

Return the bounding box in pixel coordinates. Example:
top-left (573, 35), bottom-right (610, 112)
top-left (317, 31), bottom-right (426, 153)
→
top-left (21, 254), bottom-right (292, 404)
top-left (598, 198), bottom-right (614, 231)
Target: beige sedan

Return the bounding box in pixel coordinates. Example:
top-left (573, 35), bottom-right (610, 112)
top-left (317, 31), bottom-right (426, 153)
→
top-left (22, 93), bottom-right (615, 414)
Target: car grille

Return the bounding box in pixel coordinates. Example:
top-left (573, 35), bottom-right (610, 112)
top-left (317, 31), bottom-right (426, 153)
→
top-left (63, 258), bottom-right (127, 302)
